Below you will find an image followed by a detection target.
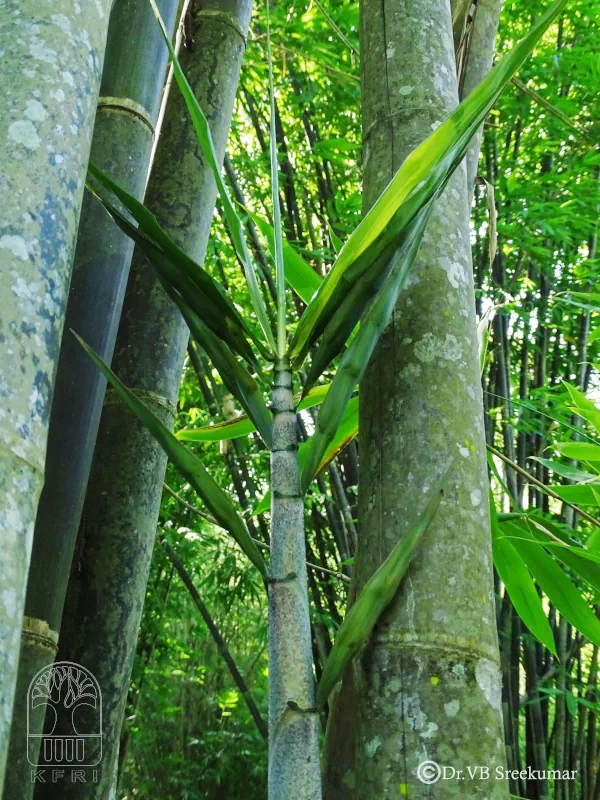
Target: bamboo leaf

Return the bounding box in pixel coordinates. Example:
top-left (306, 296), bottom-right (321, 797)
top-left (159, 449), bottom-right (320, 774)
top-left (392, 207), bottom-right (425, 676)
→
top-left (563, 381), bottom-right (600, 433)
top-left (87, 164), bottom-right (264, 365)
top-left (511, 76), bottom-right (589, 139)
top-left (179, 416), bottom-right (256, 444)
top-left (556, 442), bottom-right (600, 461)
top-left (168, 291), bottom-right (273, 448)
top-left (251, 213), bottom-right (321, 305)
top-left (327, 222), bottom-right (344, 255)
top-left (548, 484), bottom-right (600, 505)
top-left (148, 0), bottom-right (276, 354)
top-left (530, 457), bottom-right (597, 483)
top-left (301, 207), bottom-right (431, 493)
top-left (85, 189), bottom-right (272, 445)
top-left (588, 326), bottom-right (600, 345)
top-left (506, 520), bottom-right (600, 647)
top-left (300, 242), bottom-right (404, 395)
top-left (477, 305), bottom-right (496, 375)
top-left (266, 0), bottom-right (286, 359)
top-left (288, 0), bottom-right (568, 363)
top-left (87, 179), bottom-right (260, 367)
top-left (316, 472), bottom-right (447, 706)
top-left (505, 514), bottom-right (600, 598)
top-left (491, 498), bottom-right (556, 654)
top-left (73, 332), bottom-right (268, 578)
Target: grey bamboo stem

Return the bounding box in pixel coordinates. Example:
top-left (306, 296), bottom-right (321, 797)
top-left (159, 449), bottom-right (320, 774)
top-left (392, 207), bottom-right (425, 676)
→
top-left (36, 2), bottom-right (254, 797)
top-left (0, 1), bottom-right (112, 788)
top-left (460, 0), bottom-right (505, 195)
top-left (3, 3), bottom-right (179, 797)
top-left (268, 361), bottom-right (321, 800)
top-left (352, 0), bottom-right (508, 795)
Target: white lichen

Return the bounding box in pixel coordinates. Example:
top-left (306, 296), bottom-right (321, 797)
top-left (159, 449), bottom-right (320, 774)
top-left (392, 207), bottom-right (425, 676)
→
top-left (7, 120), bottom-right (41, 151)
top-left (0, 235), bottom-right (29, 261)
top-left (444, 700), bottom-right (460, 717)
top-left (475, 658), bottom-right (501, 711)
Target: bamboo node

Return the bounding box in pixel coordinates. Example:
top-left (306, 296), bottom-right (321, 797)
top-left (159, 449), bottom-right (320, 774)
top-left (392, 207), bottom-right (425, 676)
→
top-left (97, 96), bottom-right (155, 136)
top-left (21, 616), bottom-right (59, 655)
top-left (267, 571), bottom-right (297, 585)
top-left (286, 701), bottom-right (318, 714)
top-left (193, 9), bottom-right (247, 47)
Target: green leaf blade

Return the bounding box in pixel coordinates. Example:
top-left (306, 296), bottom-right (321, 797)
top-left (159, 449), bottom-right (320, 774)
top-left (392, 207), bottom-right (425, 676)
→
top-left (288, 0), bottom-right (568, 363)
top-left (74, 332), bottom-right (268, 578)
top-left (316, 474), bottom-right (447, 707)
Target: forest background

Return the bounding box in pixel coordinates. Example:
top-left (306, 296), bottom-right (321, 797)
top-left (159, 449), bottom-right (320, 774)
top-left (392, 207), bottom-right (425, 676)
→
top-left (117, 1), bottom-right (600, 797)
top-left (1, 0), bottom-right (599, 798)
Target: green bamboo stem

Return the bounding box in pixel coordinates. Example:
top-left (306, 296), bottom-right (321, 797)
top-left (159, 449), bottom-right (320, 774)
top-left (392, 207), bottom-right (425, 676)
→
top-left (352, 0), bottom-right (508, 795)
top-left (0, 1), bottom-right (112, 789)
top-left (268, 360), bottom-right (321, 799)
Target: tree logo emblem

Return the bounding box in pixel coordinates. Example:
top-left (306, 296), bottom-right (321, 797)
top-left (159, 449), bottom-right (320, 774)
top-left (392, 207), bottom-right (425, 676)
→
top-left (27, 661), bottom-right (102, 768)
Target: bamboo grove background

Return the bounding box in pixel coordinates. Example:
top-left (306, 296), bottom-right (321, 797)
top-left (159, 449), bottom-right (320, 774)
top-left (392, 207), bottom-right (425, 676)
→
top-left (111, 1), bottom-right (600, 797)
top-left (1, 0), bottom-right (599, 798)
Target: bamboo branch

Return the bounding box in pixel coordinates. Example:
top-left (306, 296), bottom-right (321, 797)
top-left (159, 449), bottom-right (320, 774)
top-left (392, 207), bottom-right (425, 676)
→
top-left (160, 536), bottom-right (268, 740)
top-left (164, 483), bottom-right (350, 583)
top-left (487, 445), bottom-right (600, 530)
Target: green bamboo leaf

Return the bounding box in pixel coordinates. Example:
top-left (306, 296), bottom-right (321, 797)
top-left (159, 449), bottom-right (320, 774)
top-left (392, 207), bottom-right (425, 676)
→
top-left (178, 416), bottom-right (256, 444)
top-left (254, 396), bottom-right (359, 515)
top-left (491, 498), bottom-right (556, 654)
top-left (477, 305), bottom-right (496, 375)
top-left (300, 241), bottom-right (404, 395)
top-left (506, 520), bottom-right (600, 647)
top-left (148, 0), bottom-right (276, 354)
top-left (169, 293), bottom-right (273, 448)
top-left (563, 381), bottom-right (600, 433)
top-left (563, 292), bottom-right (600, 310)
top-left (316, 472), bottom-right (447, 706)
top-left (288, 0), bottom-right (568, 363)
top-left (499, 514), bottom-right (600, 600)
top-left (86, 179), bottom-right (260, 367)
top-left (548, 484), bottom-right (600, 505)
top-left (301, 206), bottom-right (431, 493)
top-left (327, 222), bottom-right (344, 255)
top-left (511, 77), bottom-right (588, 139)
top-left (558, 296), bottom-right (600, 313)
top-left (588, 326), bottom-right (600, 345)
top-left (266, 0), bottom-right (286, 359)
top-left (530, 457), bottom-right (597, 483)
top-left (251, 213), bottom-right (321, 305)
top-left (177, 384), bottom-right (332, 443)
top-left (556, 442), bottom-right (600, 461)
top-left (73, 332), bottom-right (268, 578)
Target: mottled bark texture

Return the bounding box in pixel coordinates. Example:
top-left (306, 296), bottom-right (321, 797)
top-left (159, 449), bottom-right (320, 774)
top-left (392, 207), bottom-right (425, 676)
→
top-left (268, 362), bottom-right (321, 800)
top-left (3, 3), bottom-right (179, 798)
top-left (0, 0), bottom-right (112, 789)
top-left (35, 3), bottom-right (254, 798)
top-left (353, 0), bottom-right (508, 797)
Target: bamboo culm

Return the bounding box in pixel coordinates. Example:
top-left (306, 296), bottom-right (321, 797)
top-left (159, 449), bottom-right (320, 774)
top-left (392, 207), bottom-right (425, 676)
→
top-left (268, 360), bottom-right (321, 800)
top-left (0, 1), bottom-right (112, 788)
